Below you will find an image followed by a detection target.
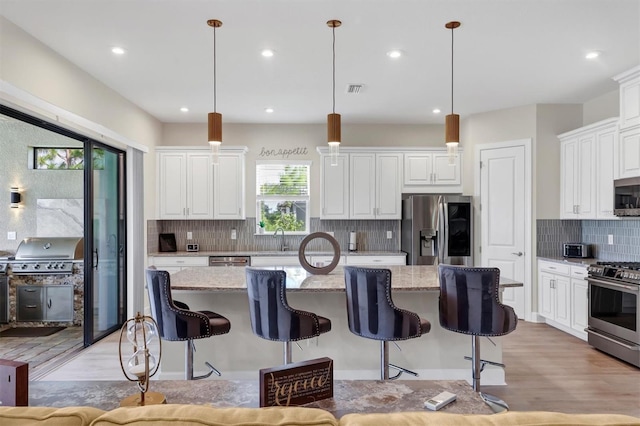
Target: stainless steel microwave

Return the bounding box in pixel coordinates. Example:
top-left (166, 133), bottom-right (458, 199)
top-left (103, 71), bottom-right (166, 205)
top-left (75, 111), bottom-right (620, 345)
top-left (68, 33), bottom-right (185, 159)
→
top-left (614, 177), bottom-right (640, 217)
top-left (563, 243), bottom-right (590, 258)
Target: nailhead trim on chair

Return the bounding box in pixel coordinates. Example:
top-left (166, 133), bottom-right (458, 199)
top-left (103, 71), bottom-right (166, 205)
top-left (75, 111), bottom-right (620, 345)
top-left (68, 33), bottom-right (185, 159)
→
top-left (247, 268), bottom-right (323, 342)
top-left (345, 267), bottom-right (425, 342)
top-left (438, 266), bottom-right (518, 337)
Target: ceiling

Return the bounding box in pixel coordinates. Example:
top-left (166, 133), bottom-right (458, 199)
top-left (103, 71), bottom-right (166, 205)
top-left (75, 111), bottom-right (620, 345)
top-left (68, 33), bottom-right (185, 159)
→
top-left (1, 0), bottom-right (639, 125)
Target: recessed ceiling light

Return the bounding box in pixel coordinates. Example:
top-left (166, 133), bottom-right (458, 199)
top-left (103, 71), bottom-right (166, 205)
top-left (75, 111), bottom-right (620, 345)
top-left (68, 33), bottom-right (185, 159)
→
top-left (433, 108), bottom-right (441, 114)
top-left (265, 107), bottom-right (274, 113)
top-left (261, 49), bottom-right (275, 58)
top-left (585, 51), bottom-right (600, 60)
top-left (387, 50), bottom-right (403, 59)
top-left (111, 47), bottom-right (126, 55)
top-left (180, 107), bottom-right (189, 112)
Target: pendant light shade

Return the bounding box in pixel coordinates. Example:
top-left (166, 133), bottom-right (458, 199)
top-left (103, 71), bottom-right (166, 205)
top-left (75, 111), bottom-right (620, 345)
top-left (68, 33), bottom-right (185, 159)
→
top-left (207, 19), bottom-right (223, 164)
top-left (445, 21), bottom-right (461, 164)
top-left (327, 19), bottom-right (342, 166)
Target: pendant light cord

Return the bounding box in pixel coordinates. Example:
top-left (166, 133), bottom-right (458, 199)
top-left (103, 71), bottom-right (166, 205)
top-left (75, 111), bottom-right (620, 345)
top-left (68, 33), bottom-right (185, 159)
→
top-left (332, 25), bottom-right (336, 114)
top-left (213, 25), bottom-right (217, 113)
top-left (450, 25), bottom-right (454, 115)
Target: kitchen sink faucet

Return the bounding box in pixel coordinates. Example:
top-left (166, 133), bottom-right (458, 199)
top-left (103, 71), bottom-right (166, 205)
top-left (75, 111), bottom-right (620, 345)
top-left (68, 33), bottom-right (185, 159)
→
top-left (273, 227), bottom-right (288, 251)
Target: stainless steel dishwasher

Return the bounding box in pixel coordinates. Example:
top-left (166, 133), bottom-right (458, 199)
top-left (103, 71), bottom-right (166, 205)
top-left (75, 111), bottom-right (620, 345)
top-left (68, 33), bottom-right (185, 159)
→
top-left (208, 256), bottom-right (251, 267)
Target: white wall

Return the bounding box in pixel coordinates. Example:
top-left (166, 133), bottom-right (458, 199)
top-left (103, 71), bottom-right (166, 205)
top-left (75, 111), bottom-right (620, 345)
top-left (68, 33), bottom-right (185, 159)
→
top-left (583, 89), bottom-right (619, 126)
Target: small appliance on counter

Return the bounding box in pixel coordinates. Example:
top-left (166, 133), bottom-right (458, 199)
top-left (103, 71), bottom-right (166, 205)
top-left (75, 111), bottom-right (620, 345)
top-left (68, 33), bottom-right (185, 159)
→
top-left (186, 243), bottom-right (199, 252)
top-left (563, 243), bottom-right (590, 258)
top-left (349, 231), bottom-right (357, 252)
top-left (158, 233), bottom-right (177, 252)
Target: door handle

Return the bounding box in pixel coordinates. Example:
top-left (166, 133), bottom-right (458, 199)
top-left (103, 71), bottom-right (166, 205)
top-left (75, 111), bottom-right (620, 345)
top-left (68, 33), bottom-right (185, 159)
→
top-left (512, 252), bottom-right (523, 257)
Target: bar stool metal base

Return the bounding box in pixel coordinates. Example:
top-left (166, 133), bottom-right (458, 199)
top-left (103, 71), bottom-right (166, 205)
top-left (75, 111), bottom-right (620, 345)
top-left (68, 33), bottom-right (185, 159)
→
top-left (381, 341), bottom-right (419, 380)
top-left (185, 340), bottom-right (222, 380)
top-left (468, 336), bottom-right (509, 413)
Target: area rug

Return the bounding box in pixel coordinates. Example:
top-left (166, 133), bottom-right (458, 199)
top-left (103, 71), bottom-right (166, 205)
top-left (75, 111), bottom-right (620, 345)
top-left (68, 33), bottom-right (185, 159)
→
top-left (0, 326), bottom-right (66, 337)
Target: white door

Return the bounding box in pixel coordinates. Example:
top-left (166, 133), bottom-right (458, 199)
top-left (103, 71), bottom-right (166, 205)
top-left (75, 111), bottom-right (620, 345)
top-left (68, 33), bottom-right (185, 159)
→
top-left (480, 144), bottom-right (526, 318)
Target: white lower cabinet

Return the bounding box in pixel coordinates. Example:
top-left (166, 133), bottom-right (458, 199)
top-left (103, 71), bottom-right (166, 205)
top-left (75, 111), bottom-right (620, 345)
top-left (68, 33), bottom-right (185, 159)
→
top-left (570, 265), bottom-right (589, 340)
top-left (148, 256), bottom-right (209, 274)
top-left (250, 256), bottom-right (301, 267)
top-left (345, 255), bottom-right (406, 267)
top-left (538, 260), bottom-right (587, 341)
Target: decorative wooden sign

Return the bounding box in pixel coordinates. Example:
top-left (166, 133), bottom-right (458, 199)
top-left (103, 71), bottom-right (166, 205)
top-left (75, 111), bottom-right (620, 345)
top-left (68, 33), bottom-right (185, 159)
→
top-left (259, 357), bottom-right (333, 407)
top-left (258, 147), bottom-right (309, 158)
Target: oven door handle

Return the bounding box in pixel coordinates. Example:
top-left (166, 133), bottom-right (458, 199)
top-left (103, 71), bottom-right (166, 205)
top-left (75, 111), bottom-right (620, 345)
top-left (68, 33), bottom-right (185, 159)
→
top-left (586, 328), bottom-right (640, 351)
top-left (587, 277), bottom-right (639, 292)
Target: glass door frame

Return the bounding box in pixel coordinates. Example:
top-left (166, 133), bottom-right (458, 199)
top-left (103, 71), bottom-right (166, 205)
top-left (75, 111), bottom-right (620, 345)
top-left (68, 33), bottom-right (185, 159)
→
top-left (83, 141), bottom-right (127, 345)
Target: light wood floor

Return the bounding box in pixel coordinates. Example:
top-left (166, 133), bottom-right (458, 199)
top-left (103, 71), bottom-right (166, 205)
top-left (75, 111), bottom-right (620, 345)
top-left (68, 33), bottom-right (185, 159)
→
top-left (37, 321), bottom-right (640, 416)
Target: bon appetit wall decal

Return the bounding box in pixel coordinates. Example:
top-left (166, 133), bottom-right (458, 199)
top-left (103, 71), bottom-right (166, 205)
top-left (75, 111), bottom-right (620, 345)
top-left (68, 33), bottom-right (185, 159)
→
top-left (258, 147), bottom-right (309, 159)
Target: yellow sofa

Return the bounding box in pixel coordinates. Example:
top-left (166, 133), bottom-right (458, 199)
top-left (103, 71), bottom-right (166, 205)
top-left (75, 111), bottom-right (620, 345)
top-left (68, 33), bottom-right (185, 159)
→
top-left (1, 405), bottom-right (639, 426)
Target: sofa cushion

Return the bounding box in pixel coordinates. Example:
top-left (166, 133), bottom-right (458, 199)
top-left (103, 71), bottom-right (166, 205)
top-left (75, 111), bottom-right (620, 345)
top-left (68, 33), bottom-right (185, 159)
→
top-left (0, 406), bottom-right (105, 426)
top-left (91, 404), bottom-right (339, 426)
top-left (338, 411), bottom-right (640, 426)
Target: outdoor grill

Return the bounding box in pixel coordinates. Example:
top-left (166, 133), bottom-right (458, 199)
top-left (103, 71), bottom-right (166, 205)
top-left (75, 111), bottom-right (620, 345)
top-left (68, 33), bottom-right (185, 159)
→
top-left (11, 237), bottom-right (84, 274)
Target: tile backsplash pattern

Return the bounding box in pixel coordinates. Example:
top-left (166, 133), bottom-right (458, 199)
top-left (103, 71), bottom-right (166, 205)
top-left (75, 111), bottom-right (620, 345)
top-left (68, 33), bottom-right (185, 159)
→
top-left (148, 218), bottom-right (400, 254)
top-left (537, 219), bottom-right (640, 261)
top-left (536, 220), bottom-right (581, 257)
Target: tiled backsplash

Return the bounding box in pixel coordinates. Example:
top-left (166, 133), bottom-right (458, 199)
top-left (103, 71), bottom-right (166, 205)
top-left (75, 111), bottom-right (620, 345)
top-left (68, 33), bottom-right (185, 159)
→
top-left (148, 218), bottom-right (400, 253)
top-left (537, 219), bottom-right (640, 261)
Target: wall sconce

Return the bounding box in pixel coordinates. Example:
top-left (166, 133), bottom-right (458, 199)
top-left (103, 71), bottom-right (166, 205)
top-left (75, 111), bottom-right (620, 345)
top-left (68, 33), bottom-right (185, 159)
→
top-left (10, 187), bottom-right (21, 208)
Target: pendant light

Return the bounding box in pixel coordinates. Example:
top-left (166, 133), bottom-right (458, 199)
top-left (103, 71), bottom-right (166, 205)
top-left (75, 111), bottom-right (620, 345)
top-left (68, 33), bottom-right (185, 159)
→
top-left (445, 21), bottom-right (461, 165)
top-left (327, 19), bottom-right (342, 166)
top-left (207, 19), bottom-right (223, 165)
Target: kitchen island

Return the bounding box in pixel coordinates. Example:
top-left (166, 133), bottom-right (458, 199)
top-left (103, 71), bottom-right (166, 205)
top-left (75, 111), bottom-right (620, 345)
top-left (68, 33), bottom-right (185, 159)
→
top-left (157, 265), bottom-right (522, 385)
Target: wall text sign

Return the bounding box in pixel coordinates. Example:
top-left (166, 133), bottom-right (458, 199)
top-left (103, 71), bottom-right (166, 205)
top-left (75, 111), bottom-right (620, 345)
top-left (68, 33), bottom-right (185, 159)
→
top-left (258, 147), bottom-right (309, 158)
top-left (259, 357), bottom-right (333, 407)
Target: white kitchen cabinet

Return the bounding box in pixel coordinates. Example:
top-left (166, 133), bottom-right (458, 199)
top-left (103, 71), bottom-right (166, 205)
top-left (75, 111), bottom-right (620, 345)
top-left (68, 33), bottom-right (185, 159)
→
top-left (569, 265), bottom-right (588, 341)
top-left (618, 127), bottom-right (640, 179)
top-left (345, 255), bottom-right (406, 266)
top-left (538, 260), bottom-right (588, 340)
top-left (250, 256), bottom-right (301, 267)
top-left (214, 152), bottom-right (246, 219)
top-left (403, 152), bottom-right (461, 187)
top-left (595, 121), bottom-right (618, 218)
top-left (148, 256), bottom-right (209, 274)
top-left (350, 153), bottom-right (402, 219)
top-left (538, 260), bottom-right (571, 329)
top-left (319, 154), bottom-right (350, 219)
top-left (614, 65), bottom-right (640, 131)
top-left (157, 150), bottom-right (213, 219)
top-left (559, 118), bottom-right (618, 219)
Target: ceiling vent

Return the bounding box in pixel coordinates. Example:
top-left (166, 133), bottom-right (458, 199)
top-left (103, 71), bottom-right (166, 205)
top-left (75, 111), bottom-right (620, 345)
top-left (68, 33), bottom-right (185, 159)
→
top-left (345, 84), bottom-right (364, 94)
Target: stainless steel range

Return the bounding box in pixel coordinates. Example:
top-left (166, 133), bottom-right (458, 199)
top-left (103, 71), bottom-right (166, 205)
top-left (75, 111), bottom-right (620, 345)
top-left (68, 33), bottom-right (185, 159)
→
top-left (586, 262), bottom-right (639, 368)
top-left (12, 237), bottom-right (84, 274)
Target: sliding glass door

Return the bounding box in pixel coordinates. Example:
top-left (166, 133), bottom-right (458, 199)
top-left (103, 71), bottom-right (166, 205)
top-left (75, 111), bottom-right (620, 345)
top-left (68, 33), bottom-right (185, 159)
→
top-left (84, 143), bottom-right (126, 344)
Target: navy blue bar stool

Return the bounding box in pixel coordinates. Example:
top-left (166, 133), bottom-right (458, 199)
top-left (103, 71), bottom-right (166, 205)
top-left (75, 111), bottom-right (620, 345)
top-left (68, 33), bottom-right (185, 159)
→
top-left (438, 264), bottom-right (518, 411)
top-left (245, 267), bottom-right (331, 364)
top-left (343, 266), bottom-right (431, 380)
top-left (145, 268), bottom-right (230, 380)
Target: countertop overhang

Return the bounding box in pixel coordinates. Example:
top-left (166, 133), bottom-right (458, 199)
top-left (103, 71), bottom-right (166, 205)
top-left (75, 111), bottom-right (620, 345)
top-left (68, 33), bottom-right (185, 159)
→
top-left (169, 265), bottom-right (522, 292)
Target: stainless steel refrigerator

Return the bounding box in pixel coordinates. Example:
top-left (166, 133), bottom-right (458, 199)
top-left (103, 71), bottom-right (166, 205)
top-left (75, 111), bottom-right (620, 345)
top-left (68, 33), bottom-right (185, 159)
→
top-left (401, 194), bottom-right (473, 265)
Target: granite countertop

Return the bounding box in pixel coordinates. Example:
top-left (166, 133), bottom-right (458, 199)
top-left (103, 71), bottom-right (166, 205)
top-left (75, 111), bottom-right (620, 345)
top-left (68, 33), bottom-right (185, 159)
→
top-left (537, 256), bottom-right (598, 266)
top-left (28, 380), bottom-right (492, 415)
top-left (170, 265), bottom-right (522, 292)
top-left (149, 250), bottom-right (407, 257)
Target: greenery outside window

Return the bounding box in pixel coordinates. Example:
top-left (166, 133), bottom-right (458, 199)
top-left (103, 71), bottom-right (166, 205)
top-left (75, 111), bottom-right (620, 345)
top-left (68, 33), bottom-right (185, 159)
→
top-left (33, 147), bottom-right (105, 170)
top-left (256, 161), bottom-right (310, 234)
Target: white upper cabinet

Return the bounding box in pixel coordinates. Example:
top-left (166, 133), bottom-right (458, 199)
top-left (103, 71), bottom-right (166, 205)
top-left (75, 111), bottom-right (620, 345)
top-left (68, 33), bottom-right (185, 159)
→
top-left (402, 151), bottom-right (462, 193)
top-left (157, 147), bottom-right (247, 220)
top-left (319, 154), bottom-right (350, 219)
top-left (158, 150), bottom-right (213, 219)
top-left (349, 153), bottom-right (402, 219)
top-left (559, 118), bottom-right (617, 219)
top-left (614, 65), bottom-right (640, 179)
top-left (214, 151), bottom-right (246, 219)
top-left (614, 65), bottom-right (640, 131)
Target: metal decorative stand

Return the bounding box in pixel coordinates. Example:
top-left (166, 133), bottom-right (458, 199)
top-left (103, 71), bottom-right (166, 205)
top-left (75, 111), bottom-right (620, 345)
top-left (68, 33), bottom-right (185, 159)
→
top-left (118, 312), bottom-right (165, 406)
